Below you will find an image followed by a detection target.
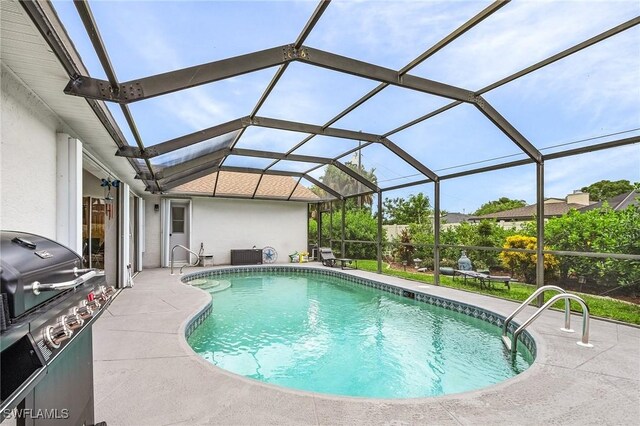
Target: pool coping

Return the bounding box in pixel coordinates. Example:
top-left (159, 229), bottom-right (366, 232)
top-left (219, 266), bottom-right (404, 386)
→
top-left (92, 264), bottom-right (640, 425)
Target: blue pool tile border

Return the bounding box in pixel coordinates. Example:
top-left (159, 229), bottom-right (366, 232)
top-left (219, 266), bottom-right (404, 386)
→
top-left (182, 266), bottom-right (536, 357)
top-left (185, 303), bottom-right (212, 339)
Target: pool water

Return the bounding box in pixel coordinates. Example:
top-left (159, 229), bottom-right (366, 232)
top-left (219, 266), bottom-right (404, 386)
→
top-left (187, 272), bottom-right (533, 398)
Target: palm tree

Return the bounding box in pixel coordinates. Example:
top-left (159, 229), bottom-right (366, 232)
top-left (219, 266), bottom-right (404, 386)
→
top-left (310, 161), bottom-right (377, 208)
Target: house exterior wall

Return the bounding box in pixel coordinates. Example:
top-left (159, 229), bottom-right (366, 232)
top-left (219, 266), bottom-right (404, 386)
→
top-left (143, 197), bottom-right (308, 266)
top-left (566, 192), bottom-right (590, 206)
top-left (192, 198), bottom-right (308, 265)
top-left (142, 195), bottom-right (163, 268)
top-left (1, 67), bottom-right (59, 236)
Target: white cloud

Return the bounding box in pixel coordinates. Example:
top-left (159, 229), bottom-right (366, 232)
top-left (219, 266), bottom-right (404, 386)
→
top-left (414, 0), bottom-right (640, 89)
top-left (307, 0), bottom-right (486, 68)
top-left (545, 144), bottom-right (640, 196)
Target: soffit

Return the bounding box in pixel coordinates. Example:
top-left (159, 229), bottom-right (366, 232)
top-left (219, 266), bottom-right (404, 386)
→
top-left (0, 0), bottom-right (145, 194)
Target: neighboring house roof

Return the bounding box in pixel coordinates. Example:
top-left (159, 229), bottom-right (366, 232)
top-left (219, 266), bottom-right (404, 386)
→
top-left (169, 171), bottom-right (319, 200)
top-left (471, 190), bottom-right (640, 221)
top-left (470, 202), bottom-right (587, 221)
top-left (442, 213), bottom-right (471, 223)
top-left (578, 190), bottom-right (640, 212)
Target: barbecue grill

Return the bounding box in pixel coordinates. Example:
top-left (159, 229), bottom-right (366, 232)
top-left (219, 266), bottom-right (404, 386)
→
top-left (1, 230), bottom-right (115, 425)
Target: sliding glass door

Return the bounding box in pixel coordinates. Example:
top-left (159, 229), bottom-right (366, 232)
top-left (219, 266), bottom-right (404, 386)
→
top-left (82, 196), bottom-right (106, 268)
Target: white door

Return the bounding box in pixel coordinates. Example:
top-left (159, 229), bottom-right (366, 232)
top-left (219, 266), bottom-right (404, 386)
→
top-left (170, 203), bottom-right (189, 262)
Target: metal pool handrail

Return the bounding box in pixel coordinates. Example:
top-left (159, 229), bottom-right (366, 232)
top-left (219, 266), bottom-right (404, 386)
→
top-left (502, 285), bottom-right (571, 338)
top-left (511, 293), bottom-right (592, 353)
top-left (171, 245), bottom-right (200, 275)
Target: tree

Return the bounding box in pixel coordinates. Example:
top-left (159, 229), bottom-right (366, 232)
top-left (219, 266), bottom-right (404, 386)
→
top-left (392, 228), bottom-right (415, 264)
top-left (581, 179), bottom-right (635, 202)
top-left (309, 209), bottom-right (384, 259)
top-left (406, 222), bottom-right (434, 267)
top-left (542, 205), bottom-right (640, 286)
top-left (310, 161), bottom-right (377, 209)
top-left (474, 197), bottom-right (527, 216)
top-left (383, 192), bottom-right (432, 224)
top-left (438, 220), bottom-right (517, 270)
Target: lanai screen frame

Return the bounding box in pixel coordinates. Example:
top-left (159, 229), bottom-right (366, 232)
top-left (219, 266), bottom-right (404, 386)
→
top-left (25, 0), bottom-right (640, 293)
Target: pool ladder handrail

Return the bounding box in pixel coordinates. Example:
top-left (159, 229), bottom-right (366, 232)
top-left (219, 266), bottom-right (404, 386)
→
top-left (508, 294), bottom-right (592, 354)
top-left (502, 285), bottom-right (571, 340)
top-left (170, 245), bottom-right (200, 275)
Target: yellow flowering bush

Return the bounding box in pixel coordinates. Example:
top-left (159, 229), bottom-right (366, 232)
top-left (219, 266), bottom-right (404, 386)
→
top-left (499, 235), bottom-right (559, 283)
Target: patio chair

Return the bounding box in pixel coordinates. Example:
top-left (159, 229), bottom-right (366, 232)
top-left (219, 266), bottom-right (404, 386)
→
top-left (319, 248), bottom-right (358, 270)
top-left (319, 247), bottom-right (337, 267)
top-left (454, 251), bottom-right (512, 290)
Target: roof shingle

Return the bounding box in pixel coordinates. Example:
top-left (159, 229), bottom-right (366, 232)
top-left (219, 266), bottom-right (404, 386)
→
top-left (169, 171), bottom-right (319, 200)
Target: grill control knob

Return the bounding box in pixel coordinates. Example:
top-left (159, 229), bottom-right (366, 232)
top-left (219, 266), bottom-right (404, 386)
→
top-left (64, 313), bottom-right (84, 330)
top-left (104, 286), bottom-right (116, 298)
top-left (86, 298), bottom-right (101, 311)
top-left (72, 302), bottom-right (94, 320)
top-left (95, 286), bottom-right (109, 303)
top-left (44, 322), bottom-right (72, 349)
top-left (95, 285), bottom-right (116, 303)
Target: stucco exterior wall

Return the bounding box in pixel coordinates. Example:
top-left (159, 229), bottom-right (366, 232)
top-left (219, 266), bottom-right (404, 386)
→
top-left (1, 67), bottom-right (59, 236)
top-left (143, 195), bottom-right (162, 268)
top-left (192, 198), bottom-right (308, 265)
top-left (143, 197), bottom-right (308, 266)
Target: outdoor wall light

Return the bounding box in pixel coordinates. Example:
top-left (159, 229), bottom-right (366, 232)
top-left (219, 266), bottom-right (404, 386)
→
top-left (101, 177), bottom-right (120, 203)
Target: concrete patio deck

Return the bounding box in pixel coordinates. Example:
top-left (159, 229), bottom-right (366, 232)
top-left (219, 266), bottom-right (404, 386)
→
top-left (92, 265), bottom-right (640, 425)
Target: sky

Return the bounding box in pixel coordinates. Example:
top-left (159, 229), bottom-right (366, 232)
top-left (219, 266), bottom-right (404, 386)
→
top-left (52, 0), bottom-right (640, 213)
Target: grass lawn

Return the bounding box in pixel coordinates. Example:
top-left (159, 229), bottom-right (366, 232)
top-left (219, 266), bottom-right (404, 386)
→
top-left (357, 260), bottom-right (640, 325)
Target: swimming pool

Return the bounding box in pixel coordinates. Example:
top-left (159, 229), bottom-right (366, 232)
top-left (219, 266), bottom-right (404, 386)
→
top-left (185, 268), bottom-right (534, 398)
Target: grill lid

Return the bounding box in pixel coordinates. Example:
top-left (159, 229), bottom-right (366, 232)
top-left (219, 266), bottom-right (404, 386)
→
top-left (1, 231), bottom-right (82, 319)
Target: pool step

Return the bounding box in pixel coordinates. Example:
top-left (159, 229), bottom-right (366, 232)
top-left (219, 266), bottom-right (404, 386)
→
top-left (209, 279), bottom-right (231, 293)
top-left (188, 278), bottom-right (231, 292)
top-left (501, 335), bottom-right (512, 352)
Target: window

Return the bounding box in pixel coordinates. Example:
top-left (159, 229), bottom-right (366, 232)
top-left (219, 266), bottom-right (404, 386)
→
top-left (171, 207), bottom-right (185, 233)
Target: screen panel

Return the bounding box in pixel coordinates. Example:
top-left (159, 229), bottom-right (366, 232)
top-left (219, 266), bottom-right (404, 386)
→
top-left (148, 131), bottom-right (238, 168)
top-left (483, 27), bottom-right (640, 155)
top-left (336, 143), bottom-right (426, 189)
top-left (81, 1), bottom-right (318, 80)
top-left (254, 175), bottom-right (298, 200)
top-left (291, 178), bottom-right (333, 201)
top-left (127, 69), bottom-right (275, 146)
top-left (167, 172), bottom-right (217, 195)
top-left (303, 0), bottom-right (488, 70)
top-left (291, 135), bottom-right (361, 159)
top-left (222, 155), bottom-right (275, 170)
top-left (233, 126), bottom-right (309, 153)
top-left (333, 85), bottom-right (451, 135)
top-left (391, 103), bottom-right (527, 174)
top-left (412, 1), bottom-right (640, 90)
top-left (215, 171), bottom-right (261, 197)
top-left (258, 62), bottom-right (380, 125)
